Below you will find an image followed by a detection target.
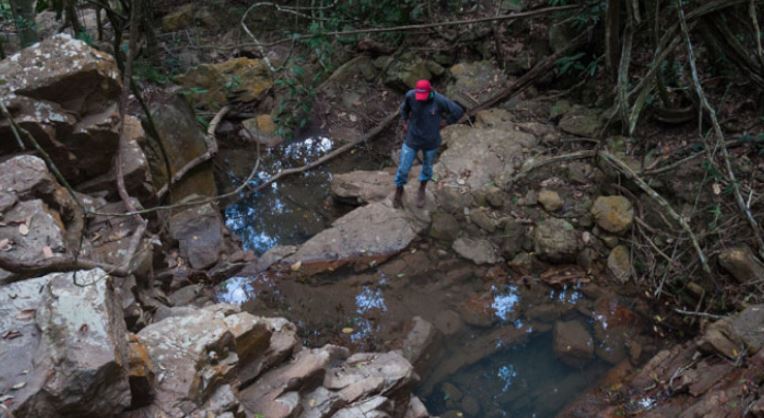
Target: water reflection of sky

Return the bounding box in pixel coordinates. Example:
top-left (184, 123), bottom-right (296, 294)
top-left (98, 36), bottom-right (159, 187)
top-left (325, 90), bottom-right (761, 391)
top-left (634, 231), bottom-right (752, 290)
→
top-left (491, 284), bottom-right (520, 322)
top-left (223, 136), bottom-right (335, 255)
top-left (549, 284), bottom-right (584, 305)
top-left (216, 273), bottom-right (279, 305)
top-left (218, 276), bottom-right (255, 305)
top-left (498, 364), bottom-right (518, 392)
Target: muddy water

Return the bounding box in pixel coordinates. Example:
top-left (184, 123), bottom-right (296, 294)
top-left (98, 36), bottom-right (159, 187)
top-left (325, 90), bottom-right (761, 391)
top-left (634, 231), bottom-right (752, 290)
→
top-left (215, 135), bottom-right (657, 417)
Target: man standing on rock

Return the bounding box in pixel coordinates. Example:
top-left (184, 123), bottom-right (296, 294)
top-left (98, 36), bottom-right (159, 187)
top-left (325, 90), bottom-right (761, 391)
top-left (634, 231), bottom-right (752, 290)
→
top-left (394, 79), bottom-right (464, 209)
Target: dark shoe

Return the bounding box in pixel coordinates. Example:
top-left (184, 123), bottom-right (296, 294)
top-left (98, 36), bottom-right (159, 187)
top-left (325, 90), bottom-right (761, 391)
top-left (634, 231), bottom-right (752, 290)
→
top-left (416, 182), bottom-right (427, 208)
top-left (393, 187), bottom-right (404, 209)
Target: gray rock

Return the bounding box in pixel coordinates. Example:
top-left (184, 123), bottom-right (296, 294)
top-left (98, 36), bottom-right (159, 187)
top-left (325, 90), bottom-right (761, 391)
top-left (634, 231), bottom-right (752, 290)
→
top-left (238, 316), bottom-right (300, 385)
top-left (533, 218), bottom-right (581, 262)
top-left (430, 212), bottom-right (460, 241)
top-left (502, 220), bottom-right (526, 259)
top-left (169, 200), bottom-right (225, 269)
top-left (401, 317), bottom-right (440, 374)
top-left (558, 107), bottom-right (602, 137)
top-left (553, 320), bottom-right (594, 368)
top-left (331, 170), bottom-right (395, 205)
top-left (324, 352), bottom-right (416, 404)
top-left (333, 396), bottom-right (391, 418)
top-left (699, 305), bottom-right (764, 359)
top-left (452, 237), bottom-right (500, 265)
top-left (436, 125), bottom-right (537, 192)
top-left (1, 269), bottom-right (130, 418)
top-left (136, 307), bottom-right (238, 417)
top-left (470, 207), bottom-right (497, 232)
top-left (446, 61), bottom-right (507, 110)
top-left (474, 108), bottom-right (516, 130)
top-left (284, 201), bottom-right (428, 275)
top-left (718, 245), bottom-right (764, 283)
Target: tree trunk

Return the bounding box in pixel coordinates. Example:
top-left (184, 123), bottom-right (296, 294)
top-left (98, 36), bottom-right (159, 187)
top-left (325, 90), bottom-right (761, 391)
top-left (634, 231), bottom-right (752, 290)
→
top-left (9, 0), bottom-right (39, 47)
top-left (65, 0), bottom-right (83, 35)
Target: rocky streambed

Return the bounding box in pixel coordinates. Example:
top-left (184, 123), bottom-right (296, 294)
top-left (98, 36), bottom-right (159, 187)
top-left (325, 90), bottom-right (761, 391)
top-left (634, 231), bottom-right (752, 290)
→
top-left (3, 31), bottom-right (764, 418)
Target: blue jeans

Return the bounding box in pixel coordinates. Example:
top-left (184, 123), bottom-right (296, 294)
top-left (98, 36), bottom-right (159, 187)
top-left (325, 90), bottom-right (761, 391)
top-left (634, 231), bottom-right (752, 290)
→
top-left (395, 143), bottom-right (438, 187)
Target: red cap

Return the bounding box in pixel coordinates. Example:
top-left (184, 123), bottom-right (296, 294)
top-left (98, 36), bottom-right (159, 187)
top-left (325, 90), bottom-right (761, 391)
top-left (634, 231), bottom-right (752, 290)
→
top-left (414, 80), bottom-right (432, 101)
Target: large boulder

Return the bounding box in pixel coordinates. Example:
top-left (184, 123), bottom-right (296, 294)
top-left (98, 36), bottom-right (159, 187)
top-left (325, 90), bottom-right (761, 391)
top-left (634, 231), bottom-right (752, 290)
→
top-left (147, 96), bottom-right (218, 201)
top-left (533, 218), bottom-right (581, 262)
top-left (718, 245), bottom-right (764, 283)
top-left (76, 115), bottom-right (154, 203)
top-left (177, 58), bottom-right (273, 109)
top-left (0, 269), bottom-right (130, 417)
top-left (284, 200), bottom-right (428, 275)
top-left (554, 320), bottom-right (594, 368)
top-left (0, 33), bottom-right (120, 115)
top-left (591, 196), bottom-right (634, 234)
top-left (436, 125), bottom-right (537, 192)
top-left (0, 34), bottom-right (124, 183)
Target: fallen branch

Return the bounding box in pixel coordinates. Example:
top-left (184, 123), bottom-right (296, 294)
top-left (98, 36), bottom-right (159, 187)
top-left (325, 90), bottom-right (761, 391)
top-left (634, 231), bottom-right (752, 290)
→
top-left (252, 111), bottom-right (400, 192)
top-left (599, 150), bottom-right (713, 278)
top-left (244, 4), bottom-right (581, 48)
top-left (510, 150), bottom-right (597, 184)
top-left (155, 106), bottom-right (230, 200)
top-left (677, 0), bottom-right (764, 260)
top-left (466, 29), bottom-right (590, 116)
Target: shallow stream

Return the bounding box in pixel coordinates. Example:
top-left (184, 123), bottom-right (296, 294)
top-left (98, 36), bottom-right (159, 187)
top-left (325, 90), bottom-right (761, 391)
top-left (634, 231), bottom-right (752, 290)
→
top-left (215, 134), bottom-right (657, 418)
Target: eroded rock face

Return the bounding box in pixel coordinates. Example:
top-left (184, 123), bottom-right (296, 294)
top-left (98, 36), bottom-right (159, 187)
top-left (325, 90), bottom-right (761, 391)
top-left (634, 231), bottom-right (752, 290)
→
top-left (446, 61), bottom-right (507, 109)
top-left (0, 269), bottom-right (130, 418)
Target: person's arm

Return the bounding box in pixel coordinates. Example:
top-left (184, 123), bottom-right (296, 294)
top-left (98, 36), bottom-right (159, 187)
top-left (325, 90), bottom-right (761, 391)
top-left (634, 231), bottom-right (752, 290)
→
top-left (436, 93), bottom-right (464, 125)
top-left (400, 93), bottom-right (412, 134)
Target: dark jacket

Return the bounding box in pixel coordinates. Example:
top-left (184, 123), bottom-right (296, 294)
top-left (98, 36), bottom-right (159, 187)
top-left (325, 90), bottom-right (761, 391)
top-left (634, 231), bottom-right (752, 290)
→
top-left (400, 90), bottom-right (464, 151)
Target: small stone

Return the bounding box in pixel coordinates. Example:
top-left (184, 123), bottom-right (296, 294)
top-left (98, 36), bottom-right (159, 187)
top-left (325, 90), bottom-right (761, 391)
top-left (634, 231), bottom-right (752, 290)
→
top-left (554, 320), bottom-right (594, 368)
top-left (718, 245), bottom-right (764, 283)
top-left (591, 196), bottom-right (634, 234)
top-left (452, 238), bottom-right (500, 265)
top-left (607, 245), bottom-right (632, 283)
top-left (533, 218), bottom-right (581, 262)
top-left (470, 207), bottom-right (496, 233)
top-left (538, 189), bottom-right (563, 212)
